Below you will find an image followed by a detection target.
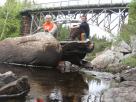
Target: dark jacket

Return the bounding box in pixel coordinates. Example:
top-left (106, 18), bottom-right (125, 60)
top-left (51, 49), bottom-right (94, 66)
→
top-left (79, 22), bottom-right (90, 39)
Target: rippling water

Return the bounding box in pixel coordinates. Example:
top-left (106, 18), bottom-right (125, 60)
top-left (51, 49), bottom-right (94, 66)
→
top-left (0, 64), bottom-right (111, 102)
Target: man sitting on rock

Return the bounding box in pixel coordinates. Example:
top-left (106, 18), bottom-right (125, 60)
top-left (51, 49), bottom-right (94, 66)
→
top-left (69, 15), bottom-right (90, 41)
top-left (79, 15), bottom-right (90, 41)
top-left (37, 15), bottom-right (58, 37)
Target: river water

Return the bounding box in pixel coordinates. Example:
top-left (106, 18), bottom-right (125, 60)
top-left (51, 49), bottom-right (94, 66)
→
top-left (0, 64), bottom-right (111, 102)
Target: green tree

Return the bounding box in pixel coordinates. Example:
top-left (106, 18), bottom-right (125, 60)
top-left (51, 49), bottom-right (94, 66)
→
top-left (129, 0), bottom-right (136, 25)
top-left (0, 0), bottom-right (31, 40)
top-left (119, 0), bottom-right (136, 43)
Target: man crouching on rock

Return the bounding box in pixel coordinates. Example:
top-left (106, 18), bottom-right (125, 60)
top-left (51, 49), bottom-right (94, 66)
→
top-left (37, 15), bottom-right (58, 37)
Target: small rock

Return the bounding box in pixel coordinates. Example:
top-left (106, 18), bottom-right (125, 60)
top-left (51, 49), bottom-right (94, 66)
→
top-left (0, 76), bottom-right (30, 95)
top-left (111, 40), bottom-right (132, 54)
top-left (120, 67), bottom-right (136, 81)
top-left (0, 71), bottom-right (17, 87)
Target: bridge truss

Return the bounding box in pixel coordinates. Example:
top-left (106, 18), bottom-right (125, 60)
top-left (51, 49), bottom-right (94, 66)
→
top-left (20, 1), bottom-right (129, 35)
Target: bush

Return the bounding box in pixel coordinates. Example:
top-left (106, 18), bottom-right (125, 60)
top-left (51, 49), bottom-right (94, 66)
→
top-left (121, 56), bottom-right (136, 67)
top-left (57, 25), bottom-right (69, 41)
top-left (118, 0), bottom-right (136, 43)
top-left (0, 0), bottom-right (31, 40)
top-left (86, 37), bottom-right (112, 61)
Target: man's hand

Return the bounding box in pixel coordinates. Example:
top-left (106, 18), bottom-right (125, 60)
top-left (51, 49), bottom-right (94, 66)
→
top-left (37, 26), bottom-right (42, 30)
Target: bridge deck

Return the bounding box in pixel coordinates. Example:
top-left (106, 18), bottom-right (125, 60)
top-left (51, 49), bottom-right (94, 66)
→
top-left (21, 3), bottom-right (129, 15)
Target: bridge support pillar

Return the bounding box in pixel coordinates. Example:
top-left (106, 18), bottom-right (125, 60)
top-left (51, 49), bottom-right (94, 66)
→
top-left (21, 15), bottom-right (31, 36)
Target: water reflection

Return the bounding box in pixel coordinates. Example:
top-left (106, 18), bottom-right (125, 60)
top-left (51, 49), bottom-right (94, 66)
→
top-left (81, 72), bottom-right (111, 102)
top-left (0, 97), bottom-right (26, 102)
top-left (0, 64), bottom-right (88, 102)
top-left (0, 64), bottom-right (111, 102)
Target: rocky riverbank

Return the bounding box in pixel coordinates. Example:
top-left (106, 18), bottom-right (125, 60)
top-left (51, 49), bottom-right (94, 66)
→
top-left (101, 67), bottom-right (136, 102)
top-left (90, 35), bottom-right (136, 72)
top-left (78, 66), bottom-right (136, 102)
top-left (54, 35), bottom-right (136, 102)
top-left (82, 35), bottom-right (136, 102)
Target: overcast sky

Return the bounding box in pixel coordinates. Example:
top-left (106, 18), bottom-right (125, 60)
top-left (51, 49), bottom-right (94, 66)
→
top-left (0, 0), bottom-right (5, 6)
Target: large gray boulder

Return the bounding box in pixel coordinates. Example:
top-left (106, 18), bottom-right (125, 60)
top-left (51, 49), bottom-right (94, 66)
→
top-left (91, 40), bottom-right (132, 69)
top-left (0, 32), bottom-right (62, 67)
top-left (91, 50), bottom-right (115, 69)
